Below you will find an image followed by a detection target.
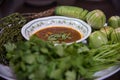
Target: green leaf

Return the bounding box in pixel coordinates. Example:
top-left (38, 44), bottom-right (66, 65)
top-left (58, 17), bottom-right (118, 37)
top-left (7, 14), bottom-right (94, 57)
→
top-left (24, 54), bottom-right (35, 64)
top-left (4, 42), bottom-right (16, 52)
top-left (55, 45), bottom-right (65, 57)
top-left (49, 69), bottom-right (63, 79)
top-left (65, 70), bottom-right (76, 80)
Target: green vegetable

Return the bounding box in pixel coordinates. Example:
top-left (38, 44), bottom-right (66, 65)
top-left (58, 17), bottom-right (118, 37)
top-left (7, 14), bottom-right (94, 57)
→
top-left (0, 13), bottom-right (27, 65)
top-left (86, 9), bottom-right (106, 29)
top-left (0, 13), bottom-right (26, 51)
top-left (55, 6), bottom-right (89, 20)
top-left (5, 36), bottom-right (93, 80)
top-left (65, 70), bottom-right (76, 80)
top-left (88, 31), bottom-right (108, 48)
top-left (108, 16), bottom-right (120, 28)
top-left (5, 36), bottom-right (120, 80)
top-left (110, 27), bottom-right (120, 43)
top-left (100, 26), bottom-right (114, 39)
top-left (92, 43), bottom-right (120, 64)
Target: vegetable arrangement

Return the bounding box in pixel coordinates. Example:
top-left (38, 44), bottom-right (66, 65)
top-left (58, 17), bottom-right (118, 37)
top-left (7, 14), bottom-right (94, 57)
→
top-left (0, 13), bottom-right (26, 65)
top-left (5, 36), bottom-right (120, 80)
top-left (55, 6), bottom-right (106, 30)
top-left (0, 5), bottom-right (120, 80)
top-left (0, 13), bottom-right (26, 52)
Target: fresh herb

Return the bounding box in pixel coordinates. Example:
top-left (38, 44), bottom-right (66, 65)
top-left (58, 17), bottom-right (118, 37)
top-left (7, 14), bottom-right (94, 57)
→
top-left (5, 36), bottom-right (120, 80)
top-left (47, 32), bottom-right (71, 43)
top-left (0, 13), bottom-right (27, 65)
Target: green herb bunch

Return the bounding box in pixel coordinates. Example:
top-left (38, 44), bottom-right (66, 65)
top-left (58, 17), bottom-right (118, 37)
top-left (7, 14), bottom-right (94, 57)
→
top-left (5, 36), bottom-right (120, 80)
top-left (0, 13), bottom-right (27, 65)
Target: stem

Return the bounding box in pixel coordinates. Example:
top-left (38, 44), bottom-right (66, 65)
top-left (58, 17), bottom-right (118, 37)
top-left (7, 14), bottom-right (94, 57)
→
top-left (93, 43), bottom-right (120, 60)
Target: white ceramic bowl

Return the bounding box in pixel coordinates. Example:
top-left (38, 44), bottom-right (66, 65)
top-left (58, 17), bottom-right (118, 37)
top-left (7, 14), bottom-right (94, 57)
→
top-left (21, 16), bottom-right (91, 44)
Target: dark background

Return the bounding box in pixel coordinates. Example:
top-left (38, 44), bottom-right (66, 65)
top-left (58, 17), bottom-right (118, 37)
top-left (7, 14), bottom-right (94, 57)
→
top-left (0, 0), bottom-right (120, 80)
top-left (0, 0), bottom-right (120, 19)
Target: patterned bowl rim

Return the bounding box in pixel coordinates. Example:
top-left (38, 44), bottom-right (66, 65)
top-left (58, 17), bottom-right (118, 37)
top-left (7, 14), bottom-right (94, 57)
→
top-left (21, 16), bottom-right (92, 44)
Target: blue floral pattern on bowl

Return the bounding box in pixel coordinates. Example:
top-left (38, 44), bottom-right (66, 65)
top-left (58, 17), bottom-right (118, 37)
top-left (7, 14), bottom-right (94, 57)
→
top-left (21, 16), bottom-right (91, 44)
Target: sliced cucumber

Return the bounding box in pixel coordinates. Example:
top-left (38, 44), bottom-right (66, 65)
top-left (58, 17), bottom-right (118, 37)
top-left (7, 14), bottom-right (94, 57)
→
top-left (55, 6), bottom-right (89, 20)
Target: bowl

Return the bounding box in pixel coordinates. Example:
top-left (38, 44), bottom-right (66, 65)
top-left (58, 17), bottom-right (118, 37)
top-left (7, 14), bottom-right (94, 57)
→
top-left (21, 16), bottom-right (91, 44)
